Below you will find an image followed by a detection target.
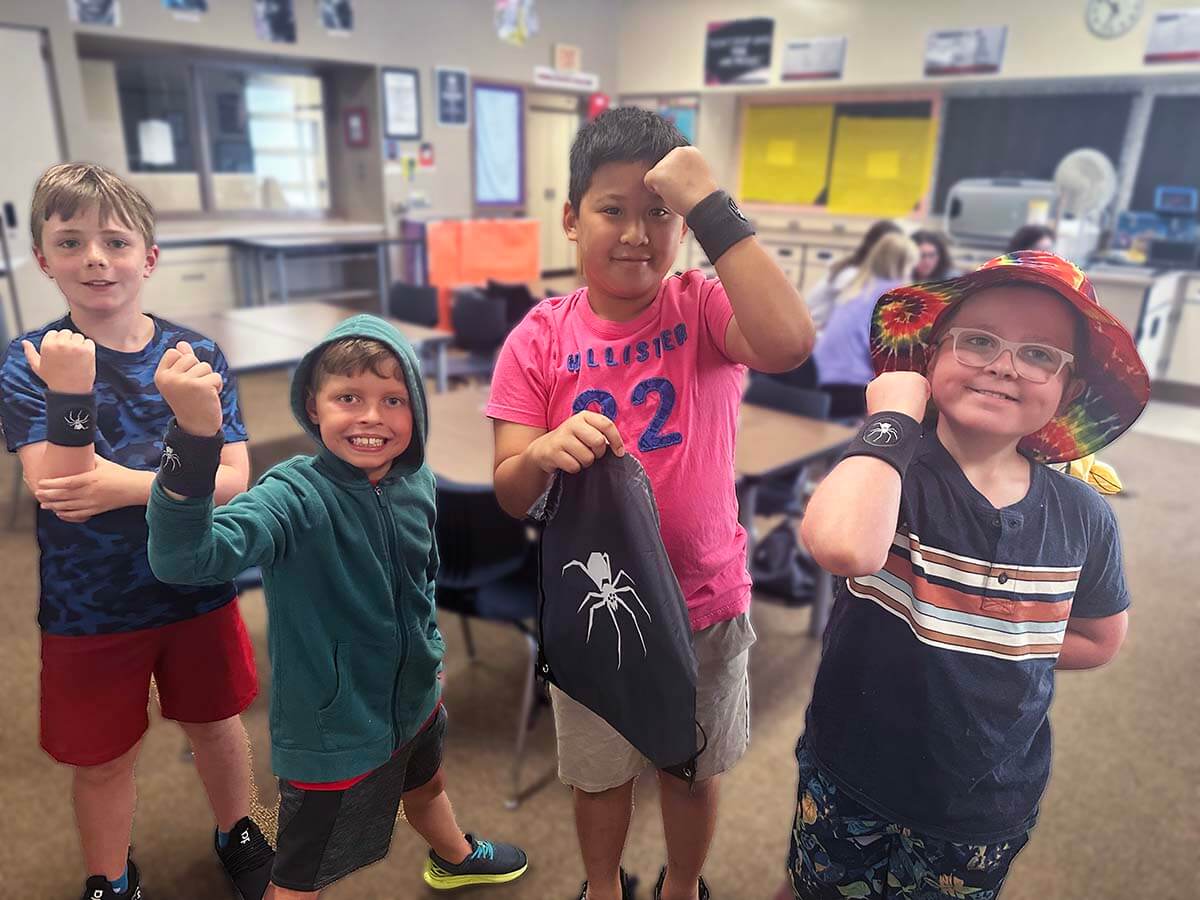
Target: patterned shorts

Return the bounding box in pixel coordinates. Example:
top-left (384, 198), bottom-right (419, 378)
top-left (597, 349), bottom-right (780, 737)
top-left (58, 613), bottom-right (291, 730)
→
top-left (787, 738), bottom-right (1031, 900)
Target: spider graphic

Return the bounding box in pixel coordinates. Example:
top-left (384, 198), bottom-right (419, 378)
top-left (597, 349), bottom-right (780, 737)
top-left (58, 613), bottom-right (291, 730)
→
top-left (64, 410), bottom-right (90, 431)
top-left (865, 420), bottom-right (901, 445)
top-left (160, 444), bottom-right (182, 472)
top-left (561, 551), bottom-right (651, 670)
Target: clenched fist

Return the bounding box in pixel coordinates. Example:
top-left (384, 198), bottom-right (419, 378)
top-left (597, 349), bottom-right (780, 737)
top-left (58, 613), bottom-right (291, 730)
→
top-left (865, 371), bottom-right (932, 422)
top-left (154, 341), bottom-right (224, 437)
top-left (22, 330), bottom-right (96, 394)
top-left (643, 146), bottom-right (719, 218)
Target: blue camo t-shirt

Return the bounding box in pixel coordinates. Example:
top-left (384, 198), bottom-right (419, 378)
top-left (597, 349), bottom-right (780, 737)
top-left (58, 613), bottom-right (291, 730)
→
top-left (805, 433), bottom-right (1129, 843)
top-left (0, 315), bottom-right (248, 636)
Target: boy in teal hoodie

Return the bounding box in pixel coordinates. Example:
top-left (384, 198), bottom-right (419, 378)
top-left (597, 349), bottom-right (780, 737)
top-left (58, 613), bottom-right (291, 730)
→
top-left (145, 315), bottom-right (528, 897)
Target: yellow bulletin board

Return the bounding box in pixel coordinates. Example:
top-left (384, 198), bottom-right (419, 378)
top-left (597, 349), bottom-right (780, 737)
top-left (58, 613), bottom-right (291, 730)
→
top-left (740, 104), bottom-right (835, 205)
top-left (826, 116), bottom-right (935, 216)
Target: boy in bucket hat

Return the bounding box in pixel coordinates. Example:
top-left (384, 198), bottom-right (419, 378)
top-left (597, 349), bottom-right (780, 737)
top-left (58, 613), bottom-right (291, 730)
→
top-left (784, 251), bottom-right (1149, 899)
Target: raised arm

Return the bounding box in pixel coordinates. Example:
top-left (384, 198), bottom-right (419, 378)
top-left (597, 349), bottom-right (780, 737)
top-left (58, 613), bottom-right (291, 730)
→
top-left (801, 372), bottom-right (930, 576)
top-left (18, 330), bottom-right (96, 482)
top-left (643, 147), bottom-right (815, 372)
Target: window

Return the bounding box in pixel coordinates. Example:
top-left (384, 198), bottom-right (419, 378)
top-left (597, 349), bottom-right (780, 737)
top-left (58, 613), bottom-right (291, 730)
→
top-left (473, 83), bottom-right (524, 207)
top-left (200, 69), bottom-right (329, 211)
top-left (104, 55), bottom-right (330, 215)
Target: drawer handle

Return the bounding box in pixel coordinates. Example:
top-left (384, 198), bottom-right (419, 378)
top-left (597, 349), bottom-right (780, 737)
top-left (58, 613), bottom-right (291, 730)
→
top-left (181, 273), bottom-right (207, 283)
top-left (816, 250), bottom-right (834, 261)
top-left (776, 248), bottom-right (794, 257)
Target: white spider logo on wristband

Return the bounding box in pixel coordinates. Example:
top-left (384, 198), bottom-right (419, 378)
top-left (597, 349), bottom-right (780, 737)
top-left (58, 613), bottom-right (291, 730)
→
top-left (160, 444), bottom-right (182, 472)
top-left (64, 409), bottom-right (90, 431)
top-left (865, 420), bottom-right (902, 446)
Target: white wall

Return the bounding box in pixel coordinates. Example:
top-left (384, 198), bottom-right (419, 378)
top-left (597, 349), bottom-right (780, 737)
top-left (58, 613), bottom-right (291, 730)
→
top-left (617, 0), bottom-right (1200, 94)
top-left (0, 0), bottom-right (621, 221)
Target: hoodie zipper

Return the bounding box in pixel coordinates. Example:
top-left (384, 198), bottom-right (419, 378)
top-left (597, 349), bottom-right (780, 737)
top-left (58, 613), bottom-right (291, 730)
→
top-left (375, 483), bottom-right (407, 748)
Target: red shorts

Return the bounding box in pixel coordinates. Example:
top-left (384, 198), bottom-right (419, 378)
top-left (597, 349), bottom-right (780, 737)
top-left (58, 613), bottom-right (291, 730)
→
top-left (40, 599), bottom-right (259, 767)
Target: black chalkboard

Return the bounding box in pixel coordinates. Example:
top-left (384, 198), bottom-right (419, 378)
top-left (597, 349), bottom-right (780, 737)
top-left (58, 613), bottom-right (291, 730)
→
top-left (933, 93), bottom-right (1134, 212)
top-left (1130, 96), bottom-right (1200, 212)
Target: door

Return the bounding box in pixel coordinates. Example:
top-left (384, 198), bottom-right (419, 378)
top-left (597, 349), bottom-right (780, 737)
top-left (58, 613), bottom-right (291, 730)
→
top-left (526, 94), bottom-right (579, 274)
top-left (0, 26), bottom-right (64, 341)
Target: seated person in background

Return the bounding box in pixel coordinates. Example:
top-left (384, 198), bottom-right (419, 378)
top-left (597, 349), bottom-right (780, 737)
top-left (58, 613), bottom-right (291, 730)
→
top-left (1008, 224), bottom-right (1056, 253)
top-left (911, 229), bottom-right (958, 281)
top-left (812, 233), bottom-right (918, 418)
top-left (807, 220), bottom-right (901, 331)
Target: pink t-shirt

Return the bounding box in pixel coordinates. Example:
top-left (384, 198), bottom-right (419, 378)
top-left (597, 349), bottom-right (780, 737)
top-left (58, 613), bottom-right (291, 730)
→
top-left (486, 270), bottom-right (751, 631)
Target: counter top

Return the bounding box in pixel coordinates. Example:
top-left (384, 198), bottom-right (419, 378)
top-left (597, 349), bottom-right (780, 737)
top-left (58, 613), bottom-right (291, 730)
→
top-left (155, 219), bottom-right (386, 247)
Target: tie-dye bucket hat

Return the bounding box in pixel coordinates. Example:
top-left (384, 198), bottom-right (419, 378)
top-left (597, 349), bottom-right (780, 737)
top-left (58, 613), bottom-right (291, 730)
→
top-left (871, 250), bottom-right (1150, 463)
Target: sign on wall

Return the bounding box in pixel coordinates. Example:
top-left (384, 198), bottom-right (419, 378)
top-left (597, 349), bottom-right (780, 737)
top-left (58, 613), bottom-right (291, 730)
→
top-left (383, 68), bottom-right (421, 140)
top-left (436, 67), bottom-right (469, 127)
top-left (705, 18), bottom-right (774, 85)
top-left (923, 26), bottom-right (1007, 77)
top-left (1144, 8), bottom-right (1200, 64)
top-left (782, 36), bottom-right (847, 81)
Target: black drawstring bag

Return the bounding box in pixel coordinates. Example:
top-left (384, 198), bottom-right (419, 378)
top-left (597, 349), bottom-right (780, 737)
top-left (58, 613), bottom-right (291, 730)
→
top-left (532, 452), bottom-right (702, 782)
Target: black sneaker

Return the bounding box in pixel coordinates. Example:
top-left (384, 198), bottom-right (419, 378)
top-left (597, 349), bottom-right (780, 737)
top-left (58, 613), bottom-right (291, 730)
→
top-left (215, 816), bottom-right (274, 900)
top-left (575, 867), bottom-right (638, 900)
top-left (423, 833), bottom-right (528, 890)
top-left (79, 858), bottom-right (144, 900)
top-left (652, 866), bottom-right (710, 900)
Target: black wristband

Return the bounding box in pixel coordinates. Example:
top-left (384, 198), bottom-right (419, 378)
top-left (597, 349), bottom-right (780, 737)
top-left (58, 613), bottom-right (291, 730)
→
top-left (156, 419), bottom-right (225, 498)
top-left (841, 412), bottom-right (923, 477)
top-left (45, 391), bottom-right (97, 447)
top-left (685, 189), bottom-right (755, 264)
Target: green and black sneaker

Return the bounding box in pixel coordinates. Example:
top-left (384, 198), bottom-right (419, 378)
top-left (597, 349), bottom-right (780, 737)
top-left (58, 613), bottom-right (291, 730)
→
top-left (423, 834), bottom-right (528, 890)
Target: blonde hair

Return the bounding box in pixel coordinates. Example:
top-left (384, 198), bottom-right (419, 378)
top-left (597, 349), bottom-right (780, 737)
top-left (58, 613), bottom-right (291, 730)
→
top-left (30, 163), bottom-right (155, 250)
top-left (838, 232), bottom-right (919, 302)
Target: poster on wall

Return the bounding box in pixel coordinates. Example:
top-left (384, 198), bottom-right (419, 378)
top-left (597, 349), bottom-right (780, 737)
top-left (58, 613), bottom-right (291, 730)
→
top-left (254, 0), bottom-right (297, 44)
top-left (923, 26), bottom-right (1007, 76)
top-left (782, 36), bottom-right (847, 81)
top-left (383, 68), bottom-right (421, 140)
top-left (1144, 8), bottom-right (1200, 64)
top-left (69, 0), bottom-right (120, 26)
top-left (163, 0), bottom-right (207, 18)
top-left (704, 18), bottom-right (774, 85)
top-left (495, 0), bottom-right (539, 47)
top-left (318, 0), bottom-right (353, 35)
top-left (436, 67), bottom-right (469, 127)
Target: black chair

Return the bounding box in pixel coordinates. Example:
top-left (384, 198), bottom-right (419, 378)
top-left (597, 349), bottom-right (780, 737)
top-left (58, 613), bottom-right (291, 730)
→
top-left (742, 374), bottom-right (831, 605)
top-left (447, 288), bottom-right (510, 382)
top-left (434, 480), bottom-right (543, 808)
top-left (388, 281), bottom-right (440, 328)
top-left (486, 280), bottom-right (539, 329)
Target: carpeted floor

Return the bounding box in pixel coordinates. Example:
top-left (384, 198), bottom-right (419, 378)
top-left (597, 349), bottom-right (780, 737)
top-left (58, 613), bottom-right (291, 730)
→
top-left (1, 372), bottom-right (1196, 899)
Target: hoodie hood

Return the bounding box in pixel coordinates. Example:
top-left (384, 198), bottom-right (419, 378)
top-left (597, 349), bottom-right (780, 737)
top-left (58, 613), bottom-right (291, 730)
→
top-left (289, 314), bottom-right (429, 479)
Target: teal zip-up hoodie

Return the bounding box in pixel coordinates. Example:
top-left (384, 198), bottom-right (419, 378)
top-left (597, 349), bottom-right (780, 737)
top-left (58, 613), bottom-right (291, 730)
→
top-left (147, 315), bottom-right (443, 783)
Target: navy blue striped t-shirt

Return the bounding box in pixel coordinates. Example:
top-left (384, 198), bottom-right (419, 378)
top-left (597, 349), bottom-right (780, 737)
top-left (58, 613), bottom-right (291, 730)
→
top-left (805, 432), bottom-right (1129, 843)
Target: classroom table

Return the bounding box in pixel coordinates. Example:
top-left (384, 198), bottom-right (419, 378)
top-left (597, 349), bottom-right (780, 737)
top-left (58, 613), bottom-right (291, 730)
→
top-left (175, 314), bottom-right (314, 374)
top-left (234, 234), bottom-right (426, 313)
top-left (424, 385), bottom-right (855, 636)
top-left (222, 302), bottom-right (455, 392)
top-left (175, 302), bottom-right (455, 391)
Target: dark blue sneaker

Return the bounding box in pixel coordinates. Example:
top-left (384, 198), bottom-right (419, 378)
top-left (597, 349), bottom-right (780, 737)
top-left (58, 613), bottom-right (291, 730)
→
top-left (423, 833), bottom-right (528, 890)
top-left (653, 866), bottom-right (710, 900)
top-left (79, 858), bottom-right (143, 900)
top-left (215, 817), bottom-right (274, 900)
top-left (575, 867), bottom-right (638, 900)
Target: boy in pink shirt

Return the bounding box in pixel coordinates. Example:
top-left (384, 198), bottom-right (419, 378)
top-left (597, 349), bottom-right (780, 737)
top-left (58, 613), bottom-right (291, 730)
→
top-left (488, 108), bottom-right (815, 900)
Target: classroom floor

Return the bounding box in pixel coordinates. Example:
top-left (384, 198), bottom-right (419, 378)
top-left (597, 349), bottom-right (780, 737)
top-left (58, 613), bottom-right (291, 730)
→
top-left (1, 373), bottom-right (1197, 899)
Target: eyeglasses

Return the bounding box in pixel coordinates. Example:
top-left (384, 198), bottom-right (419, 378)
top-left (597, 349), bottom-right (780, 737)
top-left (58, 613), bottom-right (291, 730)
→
top-left (941, 327), bottom-right (1074, 384)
